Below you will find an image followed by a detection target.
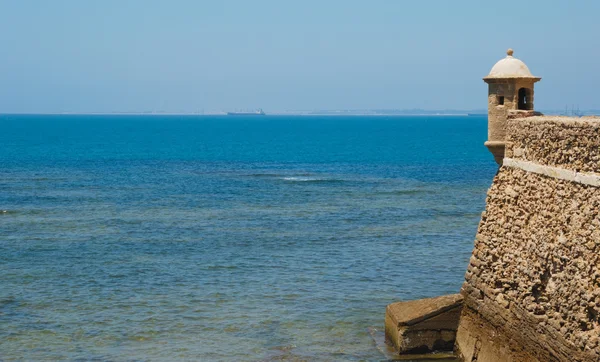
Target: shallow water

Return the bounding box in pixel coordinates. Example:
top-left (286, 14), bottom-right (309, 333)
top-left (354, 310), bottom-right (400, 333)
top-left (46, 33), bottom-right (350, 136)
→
top-left (0, 115), bottom-right (494, 361)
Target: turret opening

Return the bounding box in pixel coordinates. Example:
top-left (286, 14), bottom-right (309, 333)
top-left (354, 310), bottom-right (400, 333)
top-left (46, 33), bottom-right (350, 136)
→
top-left (518, 88), bottom-right (533, 110)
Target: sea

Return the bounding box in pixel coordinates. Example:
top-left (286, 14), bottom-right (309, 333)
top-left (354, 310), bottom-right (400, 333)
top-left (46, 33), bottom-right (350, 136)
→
top-left (0, 114), bottom-right (496, 361)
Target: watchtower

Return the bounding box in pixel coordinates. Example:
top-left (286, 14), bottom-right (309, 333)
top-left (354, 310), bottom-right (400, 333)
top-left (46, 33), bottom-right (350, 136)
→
top-left (483, 49), bottom-right (541, 164)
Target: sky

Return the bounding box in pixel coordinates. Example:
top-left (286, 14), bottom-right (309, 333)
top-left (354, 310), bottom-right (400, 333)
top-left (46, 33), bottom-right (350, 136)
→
top-left (1, 0), bottom-right (599, 113)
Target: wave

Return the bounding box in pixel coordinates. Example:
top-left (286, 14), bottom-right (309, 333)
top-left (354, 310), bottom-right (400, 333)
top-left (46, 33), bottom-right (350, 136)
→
top-left (0, 296), bottom-right (16, 308)
top-left (245, 172), bottom-right (348, 183)
top-left (205, 265), bottom-right (238, 270)
top-left (280, 176), bottom-right (343, 183)
top-left (246, 173), bottom-right (283, 178)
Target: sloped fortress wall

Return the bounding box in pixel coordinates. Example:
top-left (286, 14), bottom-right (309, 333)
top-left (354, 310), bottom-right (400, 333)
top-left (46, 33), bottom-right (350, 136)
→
top-left (456, 116), bottom-right (600, 362)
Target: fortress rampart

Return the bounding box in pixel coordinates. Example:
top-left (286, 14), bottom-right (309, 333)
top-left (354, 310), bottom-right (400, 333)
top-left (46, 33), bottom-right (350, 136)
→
top-left (456, 116), bottom-right (600, 362)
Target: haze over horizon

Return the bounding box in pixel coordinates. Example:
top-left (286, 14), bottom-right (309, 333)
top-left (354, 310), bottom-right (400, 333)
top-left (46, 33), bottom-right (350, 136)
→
top-left (1, 0), bottom-right (599, 114)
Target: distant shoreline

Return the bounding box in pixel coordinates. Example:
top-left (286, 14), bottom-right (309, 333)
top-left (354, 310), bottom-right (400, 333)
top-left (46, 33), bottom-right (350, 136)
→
top-left (1, 110), bottom-right (597, 116)
top-left (1, 112), bottom-right (477, 117)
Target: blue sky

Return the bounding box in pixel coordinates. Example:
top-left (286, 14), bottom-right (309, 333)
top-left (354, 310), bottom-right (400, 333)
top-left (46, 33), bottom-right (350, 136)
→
top-left (1, 0), bottom-right (599, 113)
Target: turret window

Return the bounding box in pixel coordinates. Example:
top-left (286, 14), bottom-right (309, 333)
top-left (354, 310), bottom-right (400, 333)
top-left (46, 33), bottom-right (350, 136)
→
top-left (518, 88), bottom-right (533, 110)
top-left (497, 95), bottom-right (505, 105)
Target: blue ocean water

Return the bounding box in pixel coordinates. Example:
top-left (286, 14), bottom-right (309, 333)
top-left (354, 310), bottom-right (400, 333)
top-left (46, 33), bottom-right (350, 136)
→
top-left (0, 115), bottom-right (495, 361)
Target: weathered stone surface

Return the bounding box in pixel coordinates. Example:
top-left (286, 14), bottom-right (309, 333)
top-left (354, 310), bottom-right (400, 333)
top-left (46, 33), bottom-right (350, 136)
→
top-left (456, 116), bottom-right (600, 361)
top-left (386, 294), bottom-right (463, 355)
top-left (505, 116), bottom-right (600, 173)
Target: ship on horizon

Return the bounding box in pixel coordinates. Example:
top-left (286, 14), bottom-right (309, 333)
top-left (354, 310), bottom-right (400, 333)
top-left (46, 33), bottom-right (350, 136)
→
top-left (227, 109), bottom-right (265, 116)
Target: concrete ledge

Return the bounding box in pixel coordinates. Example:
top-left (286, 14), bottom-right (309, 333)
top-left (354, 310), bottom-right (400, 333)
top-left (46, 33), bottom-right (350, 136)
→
top-left (385, 294), bottom-right (463, 355)
top-left (393, 352), bottom-right (459, 360)
top-left (503, 158), bottom-right (600, 187)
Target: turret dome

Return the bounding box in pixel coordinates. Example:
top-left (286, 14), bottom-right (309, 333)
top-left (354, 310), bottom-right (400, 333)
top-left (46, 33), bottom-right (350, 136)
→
top-left (484, 49), bottom-right (539, 79)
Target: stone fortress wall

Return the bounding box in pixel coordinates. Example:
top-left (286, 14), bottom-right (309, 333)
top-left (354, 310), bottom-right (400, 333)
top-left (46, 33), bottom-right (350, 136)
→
top-left (456, 116), bottom-right (600, 362)
top-left (384, 50), bottom-right (599, 362)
